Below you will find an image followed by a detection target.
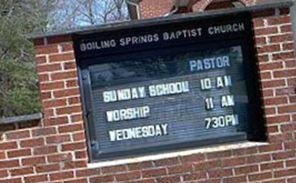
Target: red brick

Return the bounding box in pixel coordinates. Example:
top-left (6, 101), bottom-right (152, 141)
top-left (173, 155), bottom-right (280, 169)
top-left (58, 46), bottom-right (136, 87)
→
top-left (262, 89), bottom-right (274, 97)
top-left (0, 141), bottom-right (17, 150)
top-left (43, 98), bottom-right (67, 108)
top-left (72, 132), bottom-right (86, 141)
top-left (282, 43), bottom-right (294, 50)
top-left (264, 97), bottom-right (288, 106)
top-left (255, 37), bottom-right (267, 45)
top-left (56, 105), bottom-right (82, 115)
top-left (46, 134), bottom-right (71, 144)
top-left (61, 142), bottom-right (86, 151)
top-left (0, 178), bottom-right (22, 183)
top-left (74, 150), bottom-right (88, 159)
top-left (280, 25), bottom-right (293, 33)
top-left (53, 88), bottom-right (80, 98)
top-left (59, 43), bottom-right (73, 52)
top-left (248, 172), bottom-right (272, 181)
top-left (36, 163), bottom-right (60, 173)
top-left (49, 53), bottom-right (75, 62)
top-left (235, 165), bottom-right (259, 175)
top-left (156, 175), bottom-right (181, 183)
top-left (281, 124), bottom-right (296, 133)
top-left (153, 157), bottom-right (179, 166)
top-left (257, 54), bottom-right (269, 62)
top-left (288, 177), bottom-right (296, 183)
top-left (115, 171), bottom-right (141, 181)
top-left (223, 175), bottom-right (247, 183)
top-left (270, 34), bottom-right (293, 43)
top-left (278, 105), bottom-right (296, 114)
top-left (269, 133), bottom-right (293, 142)
top-left (267, 125), bottom-right (279, 133)
top-left (268, 16), bottom-right (291, 25)
top-left (286, 159), bottom-right (296, 167)
top-left (260, 72), bottom-right (271, 80)
top-left (41, 91), bottom-right (52, 100)
top-left (142, 168), bottom-right (167, 178)
top-left (262, 79), bottom-right (286, 88)
top-left (288, 78), bottom-right (296, 86)
top-left (38, 63), bottom-right (61, 73)
top-left (181, 153), bottom-right (205, 163)
top-left (43, 116), bottom-right (68, 126)
top-left (259, 62), bottom-right (283, 71)
top-left (167, 164), bottom-right (193, 174)
top-left (35, 55), bottom-right (47, 64)
top-left (274, 168), bottom-right (296, 178)
top-left (32, 127), bottom-right (56, 137)
top-left (7, 149), bottom-right (31, 158)
top-left (182, 171), bottom-right (207, 181)
top-left (0, 152), bottom-right (5, 160)
top-left (6, 130), bottom-right (30, 140)
top-left (64, 178), bottom-right (88, 183)
top-left (260, 72), bottom-right (272, 80)
top-left (253, 19), bottom-right (264, 27)
top-left (68, 97), bottom-right (81, 105)
top-left (20, 138), bottom-right (44, 148)
top-left (40, 81), bottom-right (64, 91)
top-left (21, 156), bottom-right (46, 166)
top-left (10, 167), bottom-right (34, 176)
top-left (0, 160), bottom-right (19, 168)
top-left (51, 71), bottom-right (77, 80)
top-left (70, 114), bottom-right (83, 123)
top-left (49, 171), bottom-right (74, 181)
top-left (24, 175), bottom-right (48, 183)
top-left (33, 145), bottom-right (57, 155)
top-left (274, 69), bottom-right (296, 78)
top-left (63, 62), bottom-right (76, 70)
top-left (255, 27), bottom-right (278, 35)
top-left (260, 161), bottom-right (284, 171)
top-left (222, 157), bottom-right (246, 167)
top-left (42, 109), bottom-right (54, 117)
top-left (207, 150), bottom-right (232, 159)
top-left (264, 107), bottom-right (276, 115)
top-left (66, 79), bottom-right (79, 88)
top-left (266, 115), bottom-right (290, 124)
top-left (127, 161), bottom-right (154, 170)
top-left (0, 170), bottom-right (8, 178)
top-left (47, 153), bottom-right (72, 163)
top-left (89, 175), bottom-right (115, 183)
top-left (272, 151), bottom-right (295, 160)
top-left (208, 168), bottom-right (233, 178)
top-left (36, 45), bottom-right (58, 54)
top-left (58, 123), bottom-right (83, 133)
top-left (273, 51), bottom-right (295, 60)
top-left (275, 87), bottom-right (295, 96)
top-left (38, 74), bottom-right (50, 82)
top-left (76, 169), bottom-right (100, 177)
top-left (63, 160), bottom-right (87, 170)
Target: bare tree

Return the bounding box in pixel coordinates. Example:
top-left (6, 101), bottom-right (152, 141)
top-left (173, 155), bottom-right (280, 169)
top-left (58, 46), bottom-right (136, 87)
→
top-left (46, 0), bottom-right (129, 31)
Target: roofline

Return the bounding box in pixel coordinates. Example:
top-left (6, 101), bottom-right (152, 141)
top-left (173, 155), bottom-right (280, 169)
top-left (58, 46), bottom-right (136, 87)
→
top-left (28, 0), bottom-right (294, 40)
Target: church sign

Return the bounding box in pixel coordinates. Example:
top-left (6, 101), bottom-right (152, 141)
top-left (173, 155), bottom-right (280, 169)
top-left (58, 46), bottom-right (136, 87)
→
top-left (73, 12), bottom-right (266, 161)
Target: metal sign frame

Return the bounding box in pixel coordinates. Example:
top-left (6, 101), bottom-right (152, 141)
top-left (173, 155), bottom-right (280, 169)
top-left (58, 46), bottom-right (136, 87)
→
top-left (73, 12), bottom-right (266, 162)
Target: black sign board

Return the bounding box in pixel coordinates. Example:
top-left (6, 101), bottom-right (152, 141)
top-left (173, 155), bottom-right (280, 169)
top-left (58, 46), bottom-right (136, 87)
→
top-left (73, 12), bottom-right (266, 161)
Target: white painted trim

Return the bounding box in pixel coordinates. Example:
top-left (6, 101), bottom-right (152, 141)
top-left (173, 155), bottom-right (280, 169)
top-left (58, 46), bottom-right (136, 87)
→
top-left (87, 141), bottom-right (268, 168)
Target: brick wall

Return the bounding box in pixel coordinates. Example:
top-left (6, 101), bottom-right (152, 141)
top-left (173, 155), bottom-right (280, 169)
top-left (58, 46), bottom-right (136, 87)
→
top-left (0, 1), bottom-right (295, 183)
